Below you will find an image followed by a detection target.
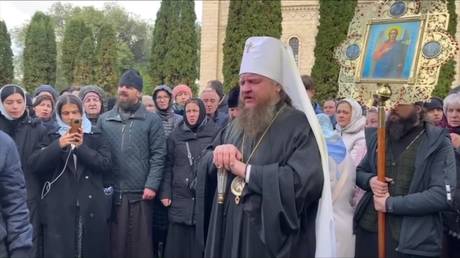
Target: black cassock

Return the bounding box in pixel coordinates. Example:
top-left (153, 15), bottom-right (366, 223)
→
top-left (196, 105), bottom-right (324, 258)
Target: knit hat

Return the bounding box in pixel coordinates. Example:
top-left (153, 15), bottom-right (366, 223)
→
top-left (119, 69), bottom-right (143, 92)
top-left (207, 80), bottom-right (224, 100)
top-left (33, 84), bottom-right (59, 102)
top-left (227, 86), bottom-right (240, 108)
top-left (172, 84), bottom-right (192, 100)
top-left (423, 97), bottom-right (443, 111)
top-left (79, 85), bottom-right (105, 102)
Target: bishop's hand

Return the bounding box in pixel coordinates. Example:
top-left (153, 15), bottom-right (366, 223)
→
top-left (213, 144), bottom-right (243, 171)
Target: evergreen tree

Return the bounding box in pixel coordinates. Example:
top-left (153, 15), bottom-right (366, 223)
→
top-left (62, 18), bottom-right (92, 85)
top-left (222, 0), bottom-right (282, 92)
top-left (311, 0), bottom-right (356, 101)
top-left (163, 0), bottom-right (198, 89)
top-left (150, 0), bottom-right (172, 86)
top-left (23, 12), bottom-right (57, 91)
top-left (73, 36), bottom-right (95, 86)
top-left (95, 23), bottom-right (118, 94)
top-left (432, 0), bottom-right (457, 98)
top-left (0, 21), bottom-right (14, 85)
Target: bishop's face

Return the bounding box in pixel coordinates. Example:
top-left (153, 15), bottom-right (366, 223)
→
top-left (239, 73), bottom-right (281, 109)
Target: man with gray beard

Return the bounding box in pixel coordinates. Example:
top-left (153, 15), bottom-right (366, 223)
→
top-left (97, 69), bottom-right (166, 258)
top-left (354, 103), bottom-right (456, 258)
top-left (195, 37), bottom-right (334, 258)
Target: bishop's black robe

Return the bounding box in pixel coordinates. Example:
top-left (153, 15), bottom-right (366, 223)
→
top-left (196, 104), bottom-right (324, 258)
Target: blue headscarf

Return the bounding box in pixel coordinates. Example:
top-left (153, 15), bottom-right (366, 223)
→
top-left (55, 95), bottom-right (92, 136)
top-left (317, 113), bottom-right (346, 164)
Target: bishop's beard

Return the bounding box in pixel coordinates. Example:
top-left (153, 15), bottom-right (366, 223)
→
top-left (235, 102), bottom-right (277, 138)
top-left (387, 110), bottom-right (419, 141)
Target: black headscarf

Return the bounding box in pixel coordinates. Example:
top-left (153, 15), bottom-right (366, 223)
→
top-left (184, 98), bottom-right (207, 131)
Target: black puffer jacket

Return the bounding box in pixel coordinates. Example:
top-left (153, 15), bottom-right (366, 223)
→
top-left (0, 131), bottom-right (32, 258)
top-left (160, 119), bottom-right (219, 225)
top-left (0, 113), bottom-right (48, 202)
top-left (29, 128), bottom-right (112, 258)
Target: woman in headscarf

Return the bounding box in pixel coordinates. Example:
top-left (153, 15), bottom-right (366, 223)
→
top-left (0, 84), bottom-right (48, 258)
top-left (441, 92), bottom-right (460, 258)
top-left (29, 94), bottom-right (112, 258)
top-left (33, 94), bottom-right (58, 132)
top-left (318, 113), bottom-right (357, 257)
top-left (160, 98), bottom-right (219, 258)
top-left (335, 99), bottom-right (368, 222)
top-left (335, 98), bottom-right (367, 166)
top-left (151, 85), bottom-right (183, 257)
top-left (153, 85), bottom-right (183, 136)
top-left (79, 85), bottom-right (105, 126)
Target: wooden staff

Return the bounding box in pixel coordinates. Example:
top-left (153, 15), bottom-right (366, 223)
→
top-left (376, 83), bottom-right (392, 258)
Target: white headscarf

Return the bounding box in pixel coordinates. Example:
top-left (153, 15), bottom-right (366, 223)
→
top-left (240, 36), bottom-right (336, 257)
top-left (0, 84), bottom-right (27, 121)
top-left (336, 98), bottom-right (366, 135)
top-left (55, 95), bottom-right (92, 136)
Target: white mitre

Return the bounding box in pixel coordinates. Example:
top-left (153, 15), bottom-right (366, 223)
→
top-left (239, 36), bottom-right (336, 258)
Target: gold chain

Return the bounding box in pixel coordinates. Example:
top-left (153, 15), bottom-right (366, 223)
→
top-left (231, 105), bottom-right (285, 204)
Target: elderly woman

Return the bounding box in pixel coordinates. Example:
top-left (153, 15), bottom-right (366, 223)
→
top-left (79, 85), bottom-right (105, 126)
top-left (335, 98), bottom-right (367, 166)
top-left (160, 98), bottom-right (219, 258)
top-left (441, 92), bottom-right (460, 258)
top-left (29, 94), bottom-right (112, 258)
top-left (0, 84), bottom-right (48, 258)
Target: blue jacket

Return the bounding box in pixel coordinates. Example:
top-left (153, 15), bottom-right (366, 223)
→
top-left (0, 131), bottom-right (32, 258)
top-left (97, 104), bottom-right (166, 192)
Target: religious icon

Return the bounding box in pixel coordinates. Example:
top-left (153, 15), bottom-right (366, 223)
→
top-left (359, 18), bottom-right (422, 82)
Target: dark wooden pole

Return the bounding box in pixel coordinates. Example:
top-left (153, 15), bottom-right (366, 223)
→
top-left (376, 83), bottom-right (391, 258)
top-left (377, 104), bottom-right (386, 258)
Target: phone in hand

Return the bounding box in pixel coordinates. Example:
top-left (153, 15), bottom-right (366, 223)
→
top-left (69, 118), bottom-right (82, 134)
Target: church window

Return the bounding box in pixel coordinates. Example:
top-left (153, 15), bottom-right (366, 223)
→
top-left (289, 37), bottom-right (300, 66)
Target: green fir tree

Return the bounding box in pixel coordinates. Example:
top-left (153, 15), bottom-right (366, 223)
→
top-left (73, 37), bottom-right (95, 86)
top-left (163, 0), bottom-right (198, 90)
top-left (222, 0), bottom-right (282, 92)
top-left (150, 0), bottom-right (173, 86)
top-left (310, 0), bottom-right (357, 101)
top-left (0, 21), bottom-right (14, 85)
top-left (150, 0), bottom-right (199, 91)
top-left (23, 12), bottom-right (57, 91)
top-left (62, 18), bottom-right (92, 85)
top-left (95, 23), bottom-right (118, 95)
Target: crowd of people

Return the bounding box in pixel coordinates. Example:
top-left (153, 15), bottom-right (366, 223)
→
top-left (0, 36), bottom-right (458, 258)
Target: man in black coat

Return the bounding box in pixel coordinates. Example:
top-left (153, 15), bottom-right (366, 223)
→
top-left (98, 70), bottom-right (166, 258)
top-left (354, 103), bottom-right (457, 258)
top-left (0, 131), bottom-right (32, 258)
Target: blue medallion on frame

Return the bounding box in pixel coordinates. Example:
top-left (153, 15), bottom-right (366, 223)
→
top-left (422, 41), bottom-right (442, 59)
top-left (390, 1), bottom-right (407, 17)
top-left (346, 44), bottom-right (360, 60)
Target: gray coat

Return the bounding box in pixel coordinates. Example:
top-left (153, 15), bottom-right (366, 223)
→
top-left (97, 104), bottom-right (166, 192)
top-left (0, 131), bottom-right (32, 258)
top-left (355, 124), bottom-right (456, 257)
